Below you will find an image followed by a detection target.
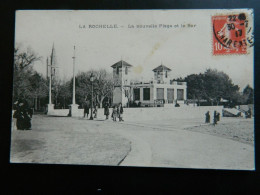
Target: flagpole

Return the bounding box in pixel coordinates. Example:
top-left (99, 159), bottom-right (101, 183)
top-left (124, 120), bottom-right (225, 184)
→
top-left (72, 46), bottom-right (76, 105)
top-left (48, 58), bottom-right (52, 105)
top-left (69, 45), bottom-right (79, 117)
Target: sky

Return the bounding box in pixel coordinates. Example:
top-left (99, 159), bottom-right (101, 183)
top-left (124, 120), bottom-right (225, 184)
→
top-left (15, 10), bottom-right (254, 90)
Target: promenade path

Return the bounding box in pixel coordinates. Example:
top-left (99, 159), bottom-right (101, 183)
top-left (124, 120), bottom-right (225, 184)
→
top-left (10, 114), bottom-right (254, 170)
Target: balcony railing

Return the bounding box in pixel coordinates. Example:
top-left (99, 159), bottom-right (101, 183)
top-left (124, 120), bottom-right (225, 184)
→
top-left (171, 81), bottom-right (187, 85)
top-left (130, 80), bottom-right (187, 85)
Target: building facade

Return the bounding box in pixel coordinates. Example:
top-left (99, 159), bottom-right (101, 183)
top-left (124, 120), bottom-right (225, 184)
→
top-left (111, 60), bottom-right (187, 107)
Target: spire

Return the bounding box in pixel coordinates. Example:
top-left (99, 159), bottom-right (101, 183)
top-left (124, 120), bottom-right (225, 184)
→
top-left (72, 45), bottom-right (76, 59)
top-left (50, 43), bottom-right (56, 66)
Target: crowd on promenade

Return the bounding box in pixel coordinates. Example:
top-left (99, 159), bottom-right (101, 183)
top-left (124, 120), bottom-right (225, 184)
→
top-left (83, 100), bottom-right (124, 122)
top-left (12, 98), bottom-right (253, 130)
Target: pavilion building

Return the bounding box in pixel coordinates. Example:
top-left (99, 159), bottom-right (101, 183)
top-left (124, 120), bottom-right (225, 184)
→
top-left (111, 60), bottom-right (187, 107)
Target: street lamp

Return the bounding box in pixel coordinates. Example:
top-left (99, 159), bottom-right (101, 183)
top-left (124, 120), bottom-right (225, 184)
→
top-left (90, 72), bottom-right (94, 120)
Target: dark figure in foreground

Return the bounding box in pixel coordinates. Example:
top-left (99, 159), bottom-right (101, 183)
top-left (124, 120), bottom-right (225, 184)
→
top-left (104, 101), bottom-right (110, 120)
top-left (13, 100), bottom-right (33, 130)
top-left (118, 103), bottom-right (124, 121)
top-left (83, 100), bottom-right (90, 118)
top-left (213, 111), bottom-right (218, 126)
top-left (245, 108), bottom-right (252, 119)
top-left (205, 111), bottom-right (210, 123)
top-left (216, 111), bottom-right (220, 122)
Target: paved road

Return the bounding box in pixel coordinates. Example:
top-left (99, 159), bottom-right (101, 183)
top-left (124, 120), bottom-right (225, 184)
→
top-left (10, 115), bottom-right (254, 170)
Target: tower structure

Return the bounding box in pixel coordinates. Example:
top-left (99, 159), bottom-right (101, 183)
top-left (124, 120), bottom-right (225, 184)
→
top-left (152, 64), bottom-right (171, 84)
top-left (50, 43), bottom-right (58, 79)
top-left (111, 60), bottom-right (133, 106)
top-left (47, 43), bottom-right (59, 115)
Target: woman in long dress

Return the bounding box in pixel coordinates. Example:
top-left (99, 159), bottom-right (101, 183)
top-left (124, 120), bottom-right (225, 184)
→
top-left (83, 100), bottom-right (90, 118)
top-left (117, 103), bottom-right (124, 121)
top-left (13, 100), bottom-right (32, 130)
top-left (104, 101), bottom-right (110, 120)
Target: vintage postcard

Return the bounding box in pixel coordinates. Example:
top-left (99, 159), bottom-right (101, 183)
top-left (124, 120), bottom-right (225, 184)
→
top-left (10, 9), bottom-right (254, 170)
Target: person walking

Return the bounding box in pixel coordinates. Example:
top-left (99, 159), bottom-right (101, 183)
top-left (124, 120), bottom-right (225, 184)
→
top-left (112, 105), bottom-right (118, 121)
top-left (216, 111), bottom-right (220, 122)
top-left (83, 99), bottom-right (90, 118)
top-left (213, 110), bottom-right (217, 126)
top-left (93, 103), bottom-right (98, 118)
top-left (104, 101), bottom-right (110, 120)
top-left (118, 103), bottom-right (124, 122)
top-left (205, 111), bottom-right (210, 123)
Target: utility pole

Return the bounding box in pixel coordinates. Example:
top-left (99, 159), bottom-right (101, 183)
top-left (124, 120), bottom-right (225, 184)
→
top-left (69, 45), bottom-right (79, 117)
top-left (72, 46), bottom-right (76, 105)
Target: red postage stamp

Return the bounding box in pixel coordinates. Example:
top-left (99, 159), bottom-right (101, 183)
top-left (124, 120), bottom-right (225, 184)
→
top-left (212, 13), bottom-right (252, 55)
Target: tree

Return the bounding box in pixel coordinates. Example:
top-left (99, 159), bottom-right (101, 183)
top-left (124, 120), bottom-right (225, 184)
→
top-left (203, 69), bottom-right (239, 105)
top-left (75, 69), bottom-right (114, 108)
top-left (93, 69), bottom-right (114, 108)
top-left (183, 69), bottom-right (241, 106)
top-left (13, 47), bottom-right (42, 106)
top-left (28, 72), bottom-right (48, 110)
top-left (243, 85), bottom-right (254, 104)
top-left (75, 72), bottom-right (92, 107)
top-left (184, 73), bottom-right (207, 106)
top-left (58, 80), bottom-right (72, 109)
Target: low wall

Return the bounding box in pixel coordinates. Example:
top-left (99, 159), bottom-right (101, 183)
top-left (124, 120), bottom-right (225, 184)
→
top-left (40, 106), bottom-right (223, 122)
top-left (47, 109), bottom-right (84, 117)
top-left (123, 106), bottom-right (223, 122)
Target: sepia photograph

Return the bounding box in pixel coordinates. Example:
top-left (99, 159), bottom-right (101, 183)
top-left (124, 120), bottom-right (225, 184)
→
top-left (10, 9), bottom-right (254, 170)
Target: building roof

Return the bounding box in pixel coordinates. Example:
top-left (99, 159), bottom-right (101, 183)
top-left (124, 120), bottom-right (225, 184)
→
top-left (111, 60), bottom-right (133, 68)
top-left (152, 64), bottom-right (172, 72)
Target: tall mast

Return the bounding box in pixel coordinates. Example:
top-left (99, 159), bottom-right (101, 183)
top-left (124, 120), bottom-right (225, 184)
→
top-left (46, 57), bottom-right (49, 80)
top-left (72, 46), bottom-right (76, 105)
top-left (48, 57), bottom-right (52, 104)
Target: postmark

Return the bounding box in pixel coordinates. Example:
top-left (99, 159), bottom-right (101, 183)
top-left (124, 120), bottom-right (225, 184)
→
top-left (212, 13), bottom-right (254, 55)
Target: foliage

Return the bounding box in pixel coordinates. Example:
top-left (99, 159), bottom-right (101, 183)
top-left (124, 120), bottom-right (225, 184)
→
top-left (181, 69), bottom-right (244, 105)
top-left (74, 69), bottom-right (114, 108)
top-left (13, 47), bottom-right (48, 108)
top-left (243, 85), bottom-right (254, 104)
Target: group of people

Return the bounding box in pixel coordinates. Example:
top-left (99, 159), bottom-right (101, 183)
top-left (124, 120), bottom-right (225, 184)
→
top-left (13, 100), bottom-right (33, 130)
top-left (83, 100), bottom-right (124, 121)
top-left (83, 100), bottom-right (98, 118)
top-left (205, 110), bottom-right (220, 125)
top-left (111, 103), bottom-right (124, 122)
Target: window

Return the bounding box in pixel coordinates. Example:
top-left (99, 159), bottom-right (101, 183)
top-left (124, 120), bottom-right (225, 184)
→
top-left (134, 88), bottom-right (140, 100)
top-left (143, 88), bottom-right (150, 100)
top-left (116, 66), bottom-right (119, 74)
top-left (156, 88), bottom-right (164, 100)
top-left (165, 71), bottom-right (167, 78)
top-left (125, 67), bottom-right (128, 75)
top-left (167, 88), bottom-right (174, 103)
top-left (177, 89), bottom-right (184, 100)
